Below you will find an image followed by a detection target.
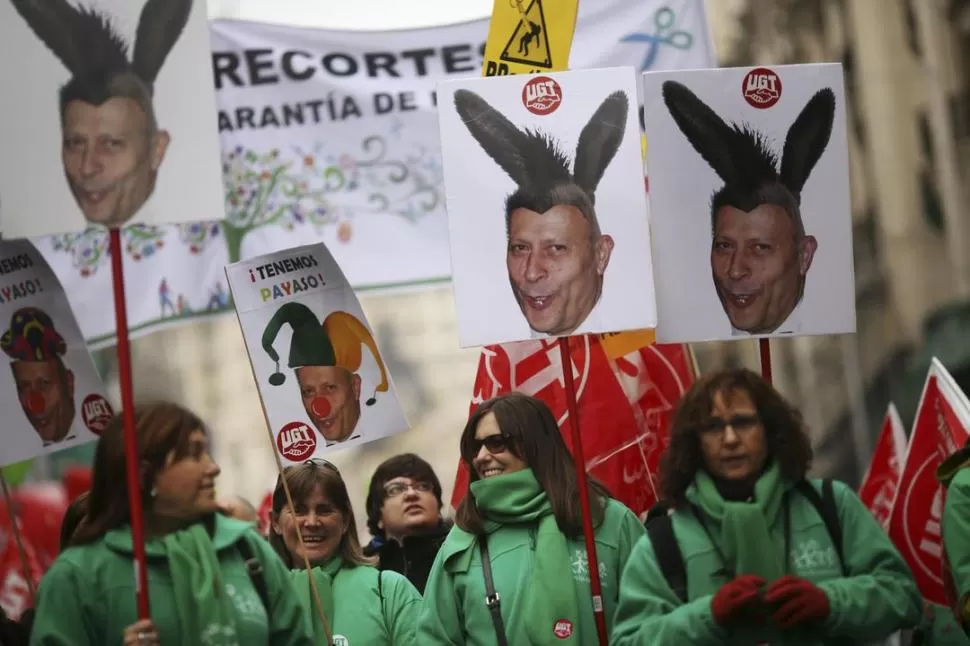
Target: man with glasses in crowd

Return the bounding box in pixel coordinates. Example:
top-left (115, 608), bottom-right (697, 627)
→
top-left (363, 454), bottom-right (452, 594)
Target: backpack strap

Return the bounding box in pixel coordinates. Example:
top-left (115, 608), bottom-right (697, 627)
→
top-left (795, 479), bottom-right (845, 575)
top-left (237, 534), bottom-right (271, 613)
top-left (645, 505), bottom-right (689, 604)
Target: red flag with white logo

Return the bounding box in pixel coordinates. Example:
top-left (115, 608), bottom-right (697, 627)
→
top-left (886, 358), bottom-right (970, 604)
top-left (451, 332), bottom-right (695, 519)
top-left (0, 513), bottom-right (43, 621)
top-left (859, 403), bottom-right (907, 528)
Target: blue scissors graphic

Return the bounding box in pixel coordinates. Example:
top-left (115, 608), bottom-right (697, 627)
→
top-left (621, 6), bottom-right (694, 71)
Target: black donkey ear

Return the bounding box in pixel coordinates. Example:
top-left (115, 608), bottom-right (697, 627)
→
top-left (572, 90), bottom-right (629, 196)
top-left (779, 88), bottom-right (836, 197)
top-left (453, 89), bottom-right (530, 187)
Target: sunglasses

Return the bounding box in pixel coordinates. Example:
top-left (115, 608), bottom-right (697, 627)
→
top-left (698, 414), bottom-right (760, 435)
top-left (465, 434), bottom-right (512, 460)
top-left (278, 457), bottom-right (341, 486)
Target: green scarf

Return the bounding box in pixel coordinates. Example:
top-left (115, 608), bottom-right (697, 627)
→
top-left (688, 461), bottom-right (786, 582)
top-left (161, 523), bottom-right (239, 646)
top-left (467, 469), bottom-right (581, 645)
top-left (292, 556), bottom-right (342, 641)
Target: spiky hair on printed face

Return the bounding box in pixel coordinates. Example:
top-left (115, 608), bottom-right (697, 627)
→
top-left (661, 80), bottom-right (836, 237)
top-left (453, 88), bottom-right (630, 236)
top-left (10, 0), bottom-right (192, 122)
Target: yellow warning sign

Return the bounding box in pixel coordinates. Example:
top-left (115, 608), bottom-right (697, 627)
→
top-left (481, 0), bottom-right (579, 77)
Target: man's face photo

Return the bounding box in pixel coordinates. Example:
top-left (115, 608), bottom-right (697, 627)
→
top-left (295, 365), bottom-right (362, 443)
top-left (11, 358), bottom-right (76, 444)
top-left (61, 97), bottom-right (169, 228)
top-left (507, 204), bottom-right (614, 336)
top-left (711, 203), bottom-right (817, 334)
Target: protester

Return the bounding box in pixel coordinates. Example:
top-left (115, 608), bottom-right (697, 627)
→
top-left (270, 459), bottom-right (421, 645)
top-left (363, 453), bottom-right (452, 593)
top-left (417, 392), bottom-right (645, 644)
top-left (612, 368), bottom-right (922, 645)
top-left (939, 438), bottom-right (970, 635)
top-left (27, 402), bottom-right (314, 646)
top-left (57, 491), bottom-right (88, 551)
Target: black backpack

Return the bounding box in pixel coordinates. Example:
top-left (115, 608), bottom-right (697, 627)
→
top-left (644, 479), bottom-right (845, 603)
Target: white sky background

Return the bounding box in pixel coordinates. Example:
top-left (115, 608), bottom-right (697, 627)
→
top-left (207, 0), bottom-right (495, 29)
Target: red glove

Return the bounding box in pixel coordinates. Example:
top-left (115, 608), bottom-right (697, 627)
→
top-left (764, 575), bottom-right (830, 628)
top-left (711, 575), bottom-right (765, 627)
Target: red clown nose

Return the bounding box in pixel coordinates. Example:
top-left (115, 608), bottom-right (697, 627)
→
top-left (310, 396), bottom-right (332, 419)
top-left (22, 391), bottom-right (45, 416)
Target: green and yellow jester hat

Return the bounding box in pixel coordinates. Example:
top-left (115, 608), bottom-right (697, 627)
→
top-left (261, 302), bottom-right (389, 406)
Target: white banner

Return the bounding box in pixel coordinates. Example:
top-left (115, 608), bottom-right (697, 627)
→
top-left (31, 0), bottom-right (715, 348)
top-left (226, 242), bottom-right (408, 459)
top-left (0, 240), bottom-right (112, 467)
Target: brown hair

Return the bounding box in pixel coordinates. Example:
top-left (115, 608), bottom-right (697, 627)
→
top-left (71, 402), bottom-right (207, 545)
top-left (59, 490), bottom-right (89, 550)
top-left (455, 392), bottom-right (610, 536)
top-left (659, 368), bottom-right (813, 506)
top-left (269, 461), bottom-right (372, 569)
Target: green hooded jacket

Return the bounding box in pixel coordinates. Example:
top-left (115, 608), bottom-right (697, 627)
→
top-left (28, 515), bottom-right (314, 646)
top-left (416, 498), bottom-right (645, 645)
top-left (611, 479), bottom-right (922, 645)
top-left (288, 563), bottom-right (421, 645)
top-left (939, 446), bottom-right (970, 630)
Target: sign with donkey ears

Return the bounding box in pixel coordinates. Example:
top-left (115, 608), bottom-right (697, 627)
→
top-left (225, 243), bottom-right (408, 462)
top-left (0, 239), bottom-right (112, 467)
top-left (642, 63), bottom-right (855, 343)
top-left (436, 67), bottom-right (657, 348)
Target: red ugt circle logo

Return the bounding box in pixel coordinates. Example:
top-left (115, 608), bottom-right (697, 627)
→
top-left (276, 421), bottom-right (318, 461)
top-left (742, 67), bottom-right (782, 109)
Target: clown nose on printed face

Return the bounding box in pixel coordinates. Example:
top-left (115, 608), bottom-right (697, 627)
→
top-left (310, 396), bottom-right (332, 419)
top-left (22, 392), bottom-right (45, 416)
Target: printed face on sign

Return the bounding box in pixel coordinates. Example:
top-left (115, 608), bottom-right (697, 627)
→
top-left (507, 203), bottom-right (613, 336)
top-left (643, 64), bottom-right (854, 343)
top-left (62, 96), bottom-right (170, 228)
top-left (438, 68), bottom-right (657, 347)
top-left (2, 307), bottom-right (77, 445)
top-left (711, 203), bottom-right (817, 334)
top-left (295, 365), bottom-right (361, 443)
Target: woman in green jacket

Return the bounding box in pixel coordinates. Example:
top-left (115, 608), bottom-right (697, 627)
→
top-left (28, 402), bottom-right (314, 646)
top-left (417, 392), bottom-right (646, 645)
top-left (269, 459), bottom-right (421, 645)
top-left (612, 368), bottom-right (923, 645)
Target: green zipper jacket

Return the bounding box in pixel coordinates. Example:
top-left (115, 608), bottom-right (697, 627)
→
top-left (417, 498), bottom-right (645, 645)
top-left (28, 515), bottom-right (313, 646)
top-left (940, 448), bottom-right (970, 629)
top-left (611, 479), bottom-right (921, 645)
top-left (289, 563), bottom-right (421, 645)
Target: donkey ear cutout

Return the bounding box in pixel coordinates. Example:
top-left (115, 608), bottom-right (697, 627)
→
top-left (453, 89), bottom-right (531, 189)
top-left (132, 0), bottom-right (193, 89)
top-left (780, 88), bottom-right (836, 197)
top-left (661, 80), bottom-right (748, 189)
top-left (572, 90), bottom-right (629, 196)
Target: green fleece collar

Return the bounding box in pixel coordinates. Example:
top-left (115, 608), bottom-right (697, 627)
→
top-left (103, 514), bottom-right (253, 556)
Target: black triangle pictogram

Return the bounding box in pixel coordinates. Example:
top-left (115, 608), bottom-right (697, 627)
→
top-left (499, 0), bottom-right (553, 69)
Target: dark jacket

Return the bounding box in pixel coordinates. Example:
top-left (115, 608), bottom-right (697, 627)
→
top-left (364, 521), bottom-right (452, 595)
top-left (0, 606), bottom-right (30, 646)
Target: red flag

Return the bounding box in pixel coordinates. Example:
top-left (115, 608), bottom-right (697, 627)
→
top-left (452, 333), bottom-right (694, 518)
top-left (887, 359), bottom-right (970, 604)
top-left (859, 403), bottom-right (907, 528)
top-left (0, 508), bottom-right (44, 621)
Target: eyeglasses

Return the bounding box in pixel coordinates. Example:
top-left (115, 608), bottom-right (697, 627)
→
top-left (465, 434), bottom-right (512, 459)
top-left (698, 414), bottom-right (760, 435)
top-left (383, 481), bottom-right (434, 498)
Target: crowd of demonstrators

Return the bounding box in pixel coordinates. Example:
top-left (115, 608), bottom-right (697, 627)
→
top-left (269, 460), bottom-right (421, 644)
top-left (9, 369), bottom-right (970, 644)
top-left (417, 392), bottom-right (646, 644)
top-left (612, 369), bottom-right (922, 645)
top-left (363, 453), bottom-right (452, 594)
